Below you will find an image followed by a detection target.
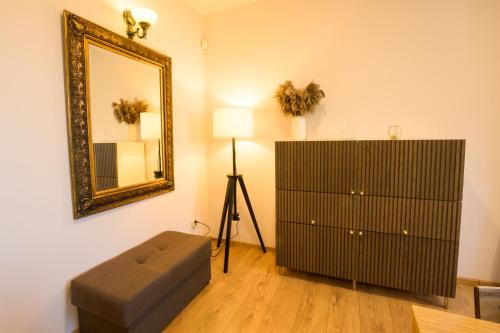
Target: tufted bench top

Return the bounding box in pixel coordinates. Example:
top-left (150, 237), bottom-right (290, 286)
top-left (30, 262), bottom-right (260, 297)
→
top-left (71, 231), bottom-right (211, 328)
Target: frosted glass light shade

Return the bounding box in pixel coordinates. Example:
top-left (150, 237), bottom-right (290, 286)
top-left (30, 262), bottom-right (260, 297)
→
top-left (213, 108), bottom-right (253, 139)
top-left (131, 7), bottom-right (158, 25)
top-left (140, 112), bottom-right (161, 140)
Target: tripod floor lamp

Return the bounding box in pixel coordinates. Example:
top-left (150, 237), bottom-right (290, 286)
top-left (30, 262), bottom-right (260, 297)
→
top-left (212, 107), bottom-right (267, 273)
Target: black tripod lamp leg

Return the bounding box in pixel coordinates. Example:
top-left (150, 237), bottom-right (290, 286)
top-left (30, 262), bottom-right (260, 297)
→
top-left (237, 176), bottom-right (267, 253)
top-left (224, 178), bottom-right (236, 273)
top-left (217, 177), bottom-right (232, 248)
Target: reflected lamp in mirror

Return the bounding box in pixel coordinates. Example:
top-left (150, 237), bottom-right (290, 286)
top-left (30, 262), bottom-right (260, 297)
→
top-left (117, 142), bottom-right (147, 187)
top-left (123, 7), bottom-right (157, 40)
top-left (140, 112), bottom-right (163, 179)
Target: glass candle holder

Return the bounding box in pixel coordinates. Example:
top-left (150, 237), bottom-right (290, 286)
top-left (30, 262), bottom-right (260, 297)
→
top-left (387, 125), bottom-right (402, 140)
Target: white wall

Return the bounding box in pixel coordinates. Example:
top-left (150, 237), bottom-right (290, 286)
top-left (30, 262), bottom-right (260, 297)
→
top-left (0, 1), bottom-right (207, 332)
top-left (204, 0), bottom-right (500, 282)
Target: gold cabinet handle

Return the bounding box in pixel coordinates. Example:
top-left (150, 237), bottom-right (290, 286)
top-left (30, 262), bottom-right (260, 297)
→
top-left (360, 191), bottom-right (364, 196)
top-left (311, 220), bottom-right (315, 225)
top-left (358, 231), bottom-right (363, 236)
top-left (349, 230), bottom-right (354, 235)
top-left (403, 230), bottom-right (408, 236)
top-left (350, 190), bottom-right (355, 195)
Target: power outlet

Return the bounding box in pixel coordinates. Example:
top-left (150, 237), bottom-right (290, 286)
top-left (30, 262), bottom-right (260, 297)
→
top-left (191, 220), bottom-right (197, 229)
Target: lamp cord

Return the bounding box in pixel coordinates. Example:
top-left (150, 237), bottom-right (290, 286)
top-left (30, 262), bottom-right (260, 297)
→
top-left (194, 220), bottom-right (211, 237)
top-left (194, 219), bottom-right (240, 257)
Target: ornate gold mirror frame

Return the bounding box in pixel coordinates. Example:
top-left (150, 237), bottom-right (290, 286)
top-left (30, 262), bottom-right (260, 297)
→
top-left (63, 11), bottom-right (174, 219)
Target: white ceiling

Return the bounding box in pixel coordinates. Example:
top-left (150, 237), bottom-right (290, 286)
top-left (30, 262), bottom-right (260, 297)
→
top-left (185, 0), bottom-right (265, 15)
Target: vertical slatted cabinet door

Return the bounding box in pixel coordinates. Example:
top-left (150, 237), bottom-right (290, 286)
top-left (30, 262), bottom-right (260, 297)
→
top-left (330, 227), bottom-right (357, 280)
top-left (276, 222), bottom-right (356, 280)
top-left (276, 222), bottom-right (307, 270)
top-left (337, 141), bottom-right (359, 195)
top-left (275, 141), bottom-right (293, 191)
top-left (360, 140), bottom-right (465, 201)
top-left (356, 196), bottom-right (462, 241)
top-left (355, 194), bottom-right (408, 291)
top-left (310, 141), bottom-right (358, 194)
top-left (403, 199), bottom-right (462, 242)
top-left (275, 220), bottom-right (305, 272)
top-left (356, 231), bottom-right (404, 290)
top-left (276, 222), bottom-right (333, 276)
top-left (360, 139), bottom-right (411, 198)
top-left (413, 140), bottom-right (466, 202)
top-left (359, 140), bottom-right (390, 198)
top-left (275, 141), bottom-right (357, 194)
top-left (276, 190), bottom-right (356, 230)
top-left (405, 237), bottom-right (459, 297)
top-left (276, 221), bottom-right (285, 267)
top-left (355, 141), bottom-right (368, 196)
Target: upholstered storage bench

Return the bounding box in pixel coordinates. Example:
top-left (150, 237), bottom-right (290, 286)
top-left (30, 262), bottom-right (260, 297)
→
top-left (71, 231), bottom-right (211, 333)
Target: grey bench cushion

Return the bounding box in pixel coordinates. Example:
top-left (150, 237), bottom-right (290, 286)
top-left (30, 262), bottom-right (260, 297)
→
top-left (71, 231), bottom-right (211, 327)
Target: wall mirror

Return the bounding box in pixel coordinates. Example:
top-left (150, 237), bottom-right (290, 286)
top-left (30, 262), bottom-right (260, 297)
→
top-left (63, 11), bottom-right (174, 219)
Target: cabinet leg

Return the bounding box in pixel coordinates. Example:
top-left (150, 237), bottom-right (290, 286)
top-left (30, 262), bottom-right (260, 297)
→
top-left (353, 280), bottom-right (357, 290)
top-left (443, 297), bottom-right (449, 309)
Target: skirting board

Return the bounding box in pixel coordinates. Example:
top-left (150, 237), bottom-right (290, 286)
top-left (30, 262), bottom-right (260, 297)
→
top-left (209, 237), bottom-right (275, 252)
top-left (457, 277), bottom-right (500, 287)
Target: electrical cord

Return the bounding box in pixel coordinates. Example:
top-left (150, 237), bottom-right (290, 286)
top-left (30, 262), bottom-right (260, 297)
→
top-left (210, 219), bottom-right (240, 258)
top-left (194, 219), bottom-right (240, 258)
top-left (211, 243), bottom-right (225, 257)
top-left (194, 220), bottom-right (211, 237)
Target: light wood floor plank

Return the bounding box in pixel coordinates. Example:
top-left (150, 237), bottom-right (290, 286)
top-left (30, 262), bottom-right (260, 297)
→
top-left (291, 276), bottom-right (333, 332)
top-left (222, 252), bottom-right (279, 333)
top-left (256, 271), bottom-right (309, 332)
top-left (327, 280), bottom-right (361, 333)
top-left (359, 288), bottom-right (393, 333)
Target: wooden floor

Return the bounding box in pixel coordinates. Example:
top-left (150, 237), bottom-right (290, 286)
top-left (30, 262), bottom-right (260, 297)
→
top-left (164, 243), bottom-right (475, 333)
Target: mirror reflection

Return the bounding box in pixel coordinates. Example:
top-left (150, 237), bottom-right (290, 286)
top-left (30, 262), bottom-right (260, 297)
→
top-left (88, 42), bottom-right (164, 193)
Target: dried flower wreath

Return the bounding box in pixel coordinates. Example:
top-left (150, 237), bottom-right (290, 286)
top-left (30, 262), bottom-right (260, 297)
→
top-left (274, 80), bottom-right (325, 116)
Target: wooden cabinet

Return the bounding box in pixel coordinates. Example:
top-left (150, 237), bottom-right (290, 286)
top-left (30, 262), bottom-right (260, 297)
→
top-left (275, 140), bottom-right (465, 298)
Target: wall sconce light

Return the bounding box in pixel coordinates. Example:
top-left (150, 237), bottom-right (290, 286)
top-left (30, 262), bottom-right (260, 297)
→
top-left (123, 7), bottom-right (157, 40)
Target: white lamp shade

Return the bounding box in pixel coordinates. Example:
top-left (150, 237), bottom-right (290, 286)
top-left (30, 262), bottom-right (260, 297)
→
top-left (131, 7), bottom-right (158, 25)
top-left (117, 142), bottom-right (146, 187)
top-left (213, 108), bottom-right (254, 139)
top-left (140, 112), bottom-right (161, 140)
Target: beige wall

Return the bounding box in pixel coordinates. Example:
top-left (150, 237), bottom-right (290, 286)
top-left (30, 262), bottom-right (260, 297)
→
top-left (0, 0), bottom-right (207, 332)
top-left (2, 1), bottom-right (500, 331)
top-left (204, 0), bottom-right (500, 282)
